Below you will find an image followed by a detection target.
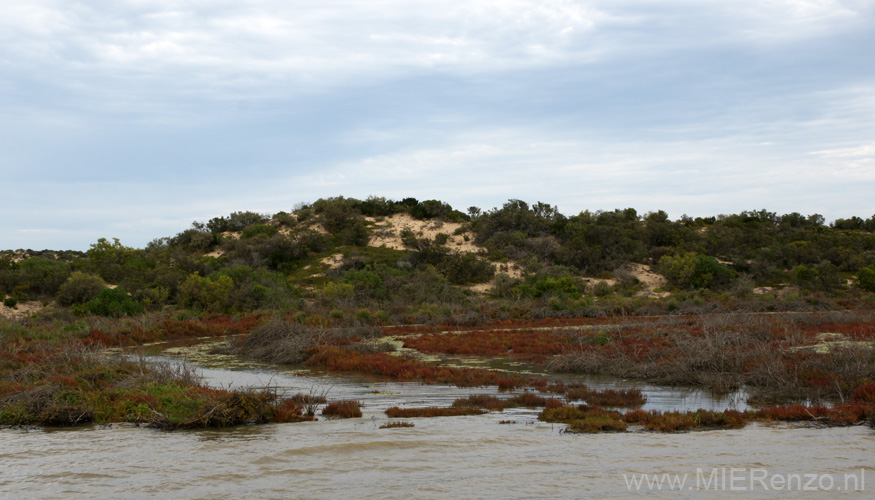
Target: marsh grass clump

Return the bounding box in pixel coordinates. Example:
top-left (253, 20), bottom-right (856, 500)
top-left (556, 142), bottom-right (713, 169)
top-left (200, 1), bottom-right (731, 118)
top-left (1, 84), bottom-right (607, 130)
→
top-left (643, 412), bottom-right (699, 432)
top-left (507, 392), bottom-right (550, 407)
top-left (751, 403), bottom-right (872, 426)
top-left (554, 384), bottom-right (646, 408)
top-left (289, 391), bottom-right (329, 417)
top-left (450, 392), bottom-right (564, 411)
top-left (385, 406), bottom-right (487, 418)
top-left (542, 403), bottom-right (873, 434)
top-left (272, 399), bottom-right (318, 423)
top-left (452, 394), bottom-right (508, 411)
top-left (380, 420), bottom-right (414, 429)
top-left (539, 404), bottom-right (621, 423)
top-left (149, 390), bottom-right (276, 430)
top-left (0, 385), bottom-right (93, 426)
top-left (567, 415), bottom-right (627, 433)
top-left (321, 400), bottom-right (362, 419)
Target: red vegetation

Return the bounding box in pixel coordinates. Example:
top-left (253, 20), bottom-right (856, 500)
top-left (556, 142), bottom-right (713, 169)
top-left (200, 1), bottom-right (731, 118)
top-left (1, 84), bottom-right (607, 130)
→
top-left (547, 383), bottom-right (646, 407)
top-left (754, 403), bottom-right (872, 425)
top-left (272, 399), bottom-right (317, 423)
top-left (306, 346), bottom-right (530, 389)
top-left (451, 392), bottom-right (565, 411)
top-left (565, 387), bottom-right (645, 407)
top-left (321, 400), bottom-right (363, 419)
top-left (644, 412), bottom-right (699, 432)
top-left (539, 402), bottom-right (873, 433)
top-left (385, 406), bottom-right (487, 418)
top-left (852, 383), bottom-right (875, 404)
top-left (452, 394), bottom-right (508, 411)
top-left (84, 314), bottom-right (264, 347)
top-left (403, 329), bottom-right (571, 362)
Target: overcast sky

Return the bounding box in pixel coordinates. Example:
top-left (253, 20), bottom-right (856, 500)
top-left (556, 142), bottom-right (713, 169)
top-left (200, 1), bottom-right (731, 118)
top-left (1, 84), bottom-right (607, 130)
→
top-left (2, 0), bottom-right (873, 251)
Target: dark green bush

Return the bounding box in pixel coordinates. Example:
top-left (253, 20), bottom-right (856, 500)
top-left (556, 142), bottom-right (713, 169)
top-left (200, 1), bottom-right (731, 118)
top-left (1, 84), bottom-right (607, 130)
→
top-left (3, 257), bottom-right (71, 297)
top-left (515, 275), bottom-right (583, 299)
top-left (178, 274), bottom-right (234, 312)
top-left (241, 224), bottom-right (279, 239)
top-left (657, 252), bottom-right (735, 290)
top-left (206, 211), bottom-right (269, 233)
top-left (855, 266), bottom-right (875, 292)
top-left (80, 288), bottom-right (144, 317)
top-left (57, 272), bottom-right (106, 306)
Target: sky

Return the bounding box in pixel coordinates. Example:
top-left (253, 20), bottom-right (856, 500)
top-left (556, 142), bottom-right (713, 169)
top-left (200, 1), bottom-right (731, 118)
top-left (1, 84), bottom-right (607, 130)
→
top-left (2, 0), bottom-right (874, 251)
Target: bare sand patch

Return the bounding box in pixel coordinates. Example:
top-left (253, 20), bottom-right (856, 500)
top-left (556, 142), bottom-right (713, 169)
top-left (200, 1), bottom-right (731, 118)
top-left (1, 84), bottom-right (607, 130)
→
top-left (310, 223), bottom-right (330, 235)
top-left (367, 213), bottom-right (480, 253)
top-left (626, 263), bottom-right (669, 298)
top-left (0, 301), bottom-right (46, 320)
top-left (320, 253), bottom-right (344, 271)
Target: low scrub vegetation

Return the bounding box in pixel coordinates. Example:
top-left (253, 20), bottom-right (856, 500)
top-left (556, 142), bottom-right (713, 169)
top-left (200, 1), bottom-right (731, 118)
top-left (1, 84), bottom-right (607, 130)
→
top-left (4, 196), bottom-right (875, 429)
top-left (538, 402), bottom-right (873, 434)
top-left (549, 311), bottom-right (875, 404)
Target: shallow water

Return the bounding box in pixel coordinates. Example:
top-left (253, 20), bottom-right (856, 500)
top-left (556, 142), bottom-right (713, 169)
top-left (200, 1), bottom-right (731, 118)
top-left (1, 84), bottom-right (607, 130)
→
top-left (4, 418), bottom-right (872, 499)
top-left (3, 350), bottom-right (873, 499)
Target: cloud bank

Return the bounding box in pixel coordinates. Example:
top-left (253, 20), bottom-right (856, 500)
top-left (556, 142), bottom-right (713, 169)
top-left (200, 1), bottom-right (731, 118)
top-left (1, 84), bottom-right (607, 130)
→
top-left (2, 0), bottom-right (873, 249)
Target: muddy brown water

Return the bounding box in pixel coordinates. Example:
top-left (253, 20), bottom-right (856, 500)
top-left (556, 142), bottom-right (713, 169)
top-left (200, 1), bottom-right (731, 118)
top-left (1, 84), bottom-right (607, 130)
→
top-left (2, 348), bottom-right (873, 499)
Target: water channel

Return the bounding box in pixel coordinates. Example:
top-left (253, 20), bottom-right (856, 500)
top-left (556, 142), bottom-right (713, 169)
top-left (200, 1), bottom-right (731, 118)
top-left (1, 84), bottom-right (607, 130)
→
top-left (2, 341), bottom-right (873, 499)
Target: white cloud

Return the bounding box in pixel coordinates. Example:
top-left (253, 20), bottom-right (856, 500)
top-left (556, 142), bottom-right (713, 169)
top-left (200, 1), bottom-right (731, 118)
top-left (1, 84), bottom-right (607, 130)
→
top-left (1, 0), bottom-right (873, 249)
top-left (4, 0), bottom-right (863, 99)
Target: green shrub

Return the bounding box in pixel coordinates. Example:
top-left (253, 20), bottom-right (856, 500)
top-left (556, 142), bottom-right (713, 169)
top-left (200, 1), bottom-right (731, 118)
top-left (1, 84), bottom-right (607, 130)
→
top-left (57, 272), bottom-right (106, 306)
top-left (434, 233), bottom-right (450, 245)
top-left (856, 266), bottom-right (875, 292)
top-left (3, 297), bottom-right (16, 308)
top-left (241, 224), bottom-right (279, 239)
top-left (792, 262), bottom-right (843, 292)
top-left (133, 287), bottom-right (170, 309)
top-left (7, 257), bottom-right (71, 297)
top-left (206, 211), bottom-right (269, 233)
top-left (515, 275), bottom-right (583, 299)
top-left (80, 288), bottom-right (144, 317)
top-left (178, 274), bottom-right (234, 312)
top-left (657, 252), bottom-right (735, 290)
top-left (86, 238), bottom-right (137, 284)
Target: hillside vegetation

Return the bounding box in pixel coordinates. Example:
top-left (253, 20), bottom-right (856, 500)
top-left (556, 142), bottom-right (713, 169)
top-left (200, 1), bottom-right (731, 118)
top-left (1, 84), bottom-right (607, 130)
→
top-left (3, 197), bottom-right (875, 429)
top-left (3, 196), bottom-right (875, 322)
